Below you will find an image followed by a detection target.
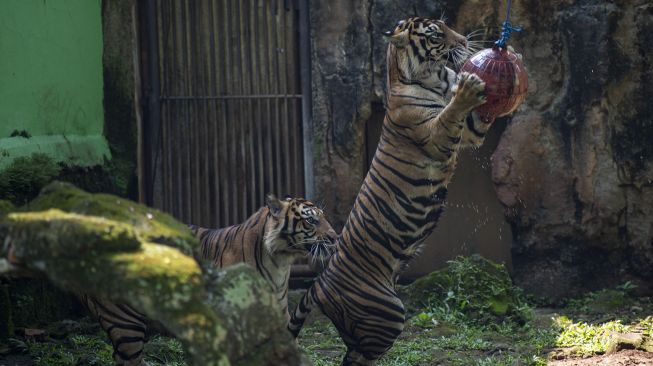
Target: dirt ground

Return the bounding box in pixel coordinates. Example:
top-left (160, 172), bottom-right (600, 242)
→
top-left (548, 350), bottom-right (653, 366)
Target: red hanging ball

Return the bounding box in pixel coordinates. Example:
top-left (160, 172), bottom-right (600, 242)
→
top-left (460, 46), bottom-right (528, 122)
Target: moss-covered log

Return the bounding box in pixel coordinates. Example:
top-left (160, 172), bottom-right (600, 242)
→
top-left (0, 182), bottom-right (307, 366)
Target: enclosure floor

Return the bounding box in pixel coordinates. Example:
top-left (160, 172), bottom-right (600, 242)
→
top-left (548, 350), bottom-right (653, 365)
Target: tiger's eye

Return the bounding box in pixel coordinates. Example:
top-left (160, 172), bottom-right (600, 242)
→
top-left (429, 36), bottom-right (438, 43)
top-left (306, 217), bottom-right (319, 226)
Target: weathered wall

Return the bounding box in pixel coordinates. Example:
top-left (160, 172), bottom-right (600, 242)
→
top-left (101, 0), bottom-right (140, 199)
top-left (309, 0), bottom-right (372, 229)
top-left (0, 0), bottom-right (110, 169)
top-left (490, 0), bottom-right (653, 299)
top-left (310, 0), bottom-right (653, 298)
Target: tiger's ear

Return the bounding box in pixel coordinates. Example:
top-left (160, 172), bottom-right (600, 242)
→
top-left (266, 194), bottom-right (282, 218)
top-left (384, 28), bottom-right (409, 48)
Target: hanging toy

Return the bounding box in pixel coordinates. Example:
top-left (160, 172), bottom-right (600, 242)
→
top-left (460, 0), bottom-right (528, 123)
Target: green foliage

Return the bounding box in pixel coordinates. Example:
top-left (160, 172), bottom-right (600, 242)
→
top-left (27, 334), bottom-right (113, 366)
top-left (0, 152), bottom-right (133, 209)
top-left (552, 316), bottom-right (628, 355)
top-left (22, 332), bottom-right (188, 366)
top-left (0, 153), bottom-right (60, 205)
top-left (399, 256), bottom-right (531, 325)
top-left (145, 335), bottom-right (188, 366)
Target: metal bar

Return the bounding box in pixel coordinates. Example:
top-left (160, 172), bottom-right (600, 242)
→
top-left (161, 94), bottom-right (303, 100)
top-left (173, 0), bottom-right (184, 220)
top-left (271, 1), bottom-right (283, 196)
top-left (187, 0), bottom-right (199, 224)
top-left (219, 0), bottom-right (231, 226)
top-left (253, 0), bottom-right (267, 209)
top-left (246, 0), bottom-right (257, 215)
top-left (143, 0), bottom-right (162, 206)
top-left (263, 0), bottom-right (276, 197)
top-left (160, 0), bottom-right (171, 214)
top-left (207, 0), bottom-right (220, 226)
top-left (238, 0), bottom-right (252, 217)
top-left (292, 8), bottom-right (304, 196)
top-left (299, 0), bottom-right (313, 199)
top-left (280, 3), bottom-right (291, 197)
top-left (182, 0), bottom-right (192, 223)
top-left (198, 0), bottom-right (211, 226)
top-left (226, 0), bottom-right (238, 224)
top-left (199, 0), bottom-right (212, 225)
top-left (217, 0), bottom-right (229, 227)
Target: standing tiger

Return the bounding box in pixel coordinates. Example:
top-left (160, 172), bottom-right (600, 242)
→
top-left (289, 17), bottom-right (497, 365)
top-left (83, 194), bottom-right (337, 366)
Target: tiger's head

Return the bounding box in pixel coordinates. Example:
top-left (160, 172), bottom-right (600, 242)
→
top-left (384, 17), bottom-right (474, 82)
top-left (263, 194), bottom-right (337, 263)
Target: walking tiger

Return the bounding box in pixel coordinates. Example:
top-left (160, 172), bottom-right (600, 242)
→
top-left (83, 194), bottom-right (337, 366)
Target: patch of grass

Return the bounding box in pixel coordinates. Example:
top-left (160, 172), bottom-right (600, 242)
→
top-left (27, 334), bottom-right (113, 366)
top-left (144, 335), bottom-right (187, 366)
top-left (552, 315), bottom-right (653, 356)
top-left (0, 153), bottom-right (60, 206)
top-left (298, 314), bottom-right (556, 366)
top-left (299, 262), bottom-right (653, 366)
top-left (400, 256), bottom-right (532, 325)
top-left (23, 330), bottom-right (188, 366)
top-left (553, 316), bottom-right (626, 355)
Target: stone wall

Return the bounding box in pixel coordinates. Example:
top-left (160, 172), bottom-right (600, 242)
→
top-left (309, 0), bottom-right (653, 299)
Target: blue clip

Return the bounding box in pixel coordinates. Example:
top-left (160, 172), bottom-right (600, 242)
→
top-left (495, 21), bottom-right (523, 48)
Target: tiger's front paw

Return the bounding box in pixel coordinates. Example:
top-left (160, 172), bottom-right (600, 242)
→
top-left (452, 72), bottom-right (486, 111)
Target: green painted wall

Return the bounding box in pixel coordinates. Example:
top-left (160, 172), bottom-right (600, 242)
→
top-left (0, 0), bottom-right (110, 168)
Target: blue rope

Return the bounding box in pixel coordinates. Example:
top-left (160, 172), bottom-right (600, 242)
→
top-left (494, 0), bottom-right (523, 48)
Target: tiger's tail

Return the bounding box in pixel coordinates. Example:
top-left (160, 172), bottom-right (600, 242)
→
top-left (288, 285), bottom-right (316, 338)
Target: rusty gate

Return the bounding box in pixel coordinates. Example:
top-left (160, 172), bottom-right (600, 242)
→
top-left (139, 0), bottom-right (312, 227)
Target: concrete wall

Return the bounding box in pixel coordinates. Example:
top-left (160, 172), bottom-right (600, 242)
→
top-left (0, 0), bottom-right (110, 168)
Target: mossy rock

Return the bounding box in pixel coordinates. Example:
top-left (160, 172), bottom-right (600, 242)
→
top-left (21, 181), bottom-right (197, 256)
top-left (204, 264), bottom-right (303, 366)
top-left (0, 184), bottom-right (308, 365)
top-left (398, 255), bottom-right (528, 322)
top-left (7, 210), bottom-right (141, 260)
top-left (2, 207), bottom-right (230, 366)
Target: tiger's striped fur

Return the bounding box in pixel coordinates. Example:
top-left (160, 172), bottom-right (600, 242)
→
top-left (289, 17), bottom-right (493, 365)
top-left (84, 195), bottom-right (336, 366)
top-left (191, 195), bottom-right (337, 318)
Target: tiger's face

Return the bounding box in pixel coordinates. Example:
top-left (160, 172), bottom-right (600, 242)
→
top-left (384, 17), bottom-right (471, 79)
top-left (264, 194), bottom-right (337, 262)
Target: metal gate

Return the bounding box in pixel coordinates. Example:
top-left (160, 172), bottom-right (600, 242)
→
top-left (139, 0), bottom-right (312, 227)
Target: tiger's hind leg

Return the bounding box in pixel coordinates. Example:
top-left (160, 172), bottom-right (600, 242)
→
top-left (82, 296), bottom-right (149, 366)
top-left (288, 285), bottom-right (317, 337)
top-left (340, 348), bottom-right (377, 366)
